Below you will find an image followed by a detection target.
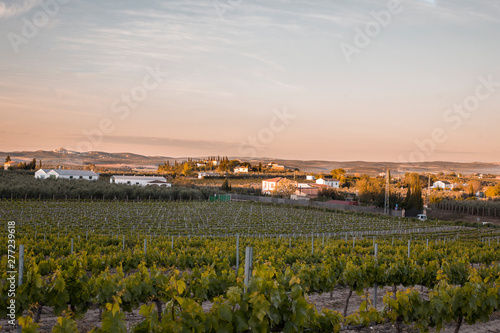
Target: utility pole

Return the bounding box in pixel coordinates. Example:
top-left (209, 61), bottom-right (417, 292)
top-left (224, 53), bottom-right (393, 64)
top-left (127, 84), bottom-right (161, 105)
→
top-left (384, 168), bottom-right (390, 215)
top-left (426, 173), bottom-right (431, 211)
top-left (428, 174), bottom-right (431, 198)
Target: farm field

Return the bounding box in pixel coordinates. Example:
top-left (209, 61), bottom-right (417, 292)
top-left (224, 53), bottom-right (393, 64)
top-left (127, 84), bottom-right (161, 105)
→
top-left (1, 200), bottom-right (500, 332)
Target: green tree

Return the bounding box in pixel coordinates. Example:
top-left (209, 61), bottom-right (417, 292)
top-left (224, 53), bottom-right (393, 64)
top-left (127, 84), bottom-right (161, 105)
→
top-left (317, 188), bottom-right (345, 201)
top-left (221, 178), bottom-right (230, 192)
top-left (182, 163), bottom-right (192, 176)
top-left (26, 158), bottom-right (36, 170)
top-left (485, 184), bottom-right (500, 197)
top-left (355, 175), bottom-right (384, 206)
top-left (412, 177), bottom-right (424, 209)
top-left (468, 184), bottom-right (475, 198)
top-left (403, 186), bottom-right (411, 208)
top-left (469, 180), bottom-right (482, 193)
top-left (330, 168), bottom-right (346, 179)
top-left (271, 179), bottom-right (297, 198)
top-left (403, 173), bottom-right (424, 210)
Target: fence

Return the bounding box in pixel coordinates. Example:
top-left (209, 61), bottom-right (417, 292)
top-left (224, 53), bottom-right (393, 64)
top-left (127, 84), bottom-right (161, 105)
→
top-left (209, 194), bottom-right (231, 202)
top-left (431, 201), bottom-right (500, 219)
top-left (230, 194), bottom-right (403, 217)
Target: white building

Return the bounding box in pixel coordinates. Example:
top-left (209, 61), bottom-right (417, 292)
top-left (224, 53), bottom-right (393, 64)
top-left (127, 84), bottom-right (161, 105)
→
top-left (316, 178), bottom-right (340, 188)
top-left (290, 194), bottom-right (310, 201)
top-left (262, 177), bottom-right (283, 194)
top-left (432, 181), bottom-right (453, 190)
top-left (306, 175), bottom-right (315, 181)
top-left (267, 162), bottom-right (285, 170)
top-left (34, 169), bottom-right (52, 179)
top-left (110, 175), bottom-right (171, 187)
top-left (234, 167), bottom-right (249, 173)
top-left (3, 161), bottom-right (19, 170)
top-left (198, 172), bottom-right (220, 179)
top-left (46, 169), bottom-right (99, 180)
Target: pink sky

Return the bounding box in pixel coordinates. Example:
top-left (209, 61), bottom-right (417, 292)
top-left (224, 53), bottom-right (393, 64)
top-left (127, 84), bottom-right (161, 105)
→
top-left (1, 0), bottom-right (500, 162)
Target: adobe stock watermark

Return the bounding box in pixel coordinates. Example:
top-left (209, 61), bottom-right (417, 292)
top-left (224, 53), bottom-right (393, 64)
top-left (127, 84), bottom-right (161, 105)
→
top-left (239, 107), bottom-right (296, 157)
top-left (213, 0), bottom-right (243, 20)
top-left (74, 65), bottom-right (168, 152)
top-left (400, 72), bottom-right (500, 163)
top-left (7, 0), bottom-right (72, 54)
top-left (6, 221), bottom-right (17, 328)
top-left (339, 0), bottom-right (403, 64)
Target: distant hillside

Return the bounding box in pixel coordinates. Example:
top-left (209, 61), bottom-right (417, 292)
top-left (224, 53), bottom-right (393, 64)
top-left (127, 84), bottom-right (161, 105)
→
top-left (1, 148), bottom-right (499, 175)
top-left (246, 159), bottom-right (500, 175)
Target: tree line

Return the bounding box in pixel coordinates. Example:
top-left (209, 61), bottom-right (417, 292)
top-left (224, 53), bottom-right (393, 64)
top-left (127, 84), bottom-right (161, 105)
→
top-left (4, 155), bottom-right (39, 170)
top-left (0, 172), bottom-right (219, 201)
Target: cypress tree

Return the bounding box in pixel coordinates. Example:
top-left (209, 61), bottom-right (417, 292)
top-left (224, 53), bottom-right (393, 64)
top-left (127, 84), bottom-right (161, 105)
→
top-left (413, 176), bottom-right (423, 210)
top-left (221, 178), bottom-right (230, 192)
top-left (403, 173), bottom-right (423, 210)
top-left (468, 184), bottom-right (475, 198)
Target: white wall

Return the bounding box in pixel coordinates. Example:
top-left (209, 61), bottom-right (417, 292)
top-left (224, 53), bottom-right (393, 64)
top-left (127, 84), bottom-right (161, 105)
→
top-left (316, 178), bottom-right (339, 188)
top-left (111, 177), bottom-right (170, 187)
top-left (35, 170), bottom-right (47, 179)
top-left (262, 181), bottom-right (277, 194)
top-left (46, 170), bottom-right (98, 180)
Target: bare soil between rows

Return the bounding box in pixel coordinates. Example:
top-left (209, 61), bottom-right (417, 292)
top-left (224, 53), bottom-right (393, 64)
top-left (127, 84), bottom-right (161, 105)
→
top-left (2, 285), bottom-right (499, 332)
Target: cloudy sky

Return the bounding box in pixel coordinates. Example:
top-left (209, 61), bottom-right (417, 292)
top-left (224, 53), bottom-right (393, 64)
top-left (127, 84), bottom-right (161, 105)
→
top-left (1, 0), bottom-right (499, 162)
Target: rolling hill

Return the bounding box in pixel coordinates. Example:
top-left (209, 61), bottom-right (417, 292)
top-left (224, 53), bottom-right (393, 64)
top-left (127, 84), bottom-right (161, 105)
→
top-left (1, 148), bottom-right (499, 175)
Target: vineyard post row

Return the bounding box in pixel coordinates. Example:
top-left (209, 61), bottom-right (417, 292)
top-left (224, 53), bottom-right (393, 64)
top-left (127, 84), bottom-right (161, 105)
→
top-left (244, 246), bottom-right (253, 291)
top-left (16, 231), bottom-right (500, 259)
top-left (16, 245), bottom-right (24, 333)
top-left (235, 233), bottom-right (240, 275)
top-left (373, 242), bottom-right (378, 309)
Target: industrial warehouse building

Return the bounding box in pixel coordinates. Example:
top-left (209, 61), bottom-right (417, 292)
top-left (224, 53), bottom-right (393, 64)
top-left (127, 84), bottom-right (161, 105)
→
top-left (110, 175), bottom-right (172, 187)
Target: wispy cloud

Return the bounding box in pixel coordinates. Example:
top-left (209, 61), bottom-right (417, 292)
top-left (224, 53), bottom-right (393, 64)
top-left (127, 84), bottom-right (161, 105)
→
top-left (405, 0), bottom-right (500, 24)
top-left (265, 77), bottom-right (303, 91)
top-left (0, 0), bottom-right (38, 18)
top-left (1, 0), bottom-right (499, 162)
top-left (238, 52), bottom-right (285, 71)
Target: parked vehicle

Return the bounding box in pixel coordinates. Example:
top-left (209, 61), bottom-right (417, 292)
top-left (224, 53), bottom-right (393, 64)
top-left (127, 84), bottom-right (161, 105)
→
top-left (416, 214), bottom-right (427, 221)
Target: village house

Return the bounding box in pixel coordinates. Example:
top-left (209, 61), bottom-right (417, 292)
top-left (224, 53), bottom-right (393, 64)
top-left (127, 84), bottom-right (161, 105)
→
top-left (234, 166), bottom-right (249, 173)
top-left (3, 161), bottom-right (19, 170)
top-left (432, 180), bottom-right (453, 190)
top-left (295, 183), bottom-right (320, 197)
top-left (262, 177), bottom-right (283, 194)
top-left (267, 162), bottom-right (285, 170)
top-left (316, 178), bottom-right (340, 188)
